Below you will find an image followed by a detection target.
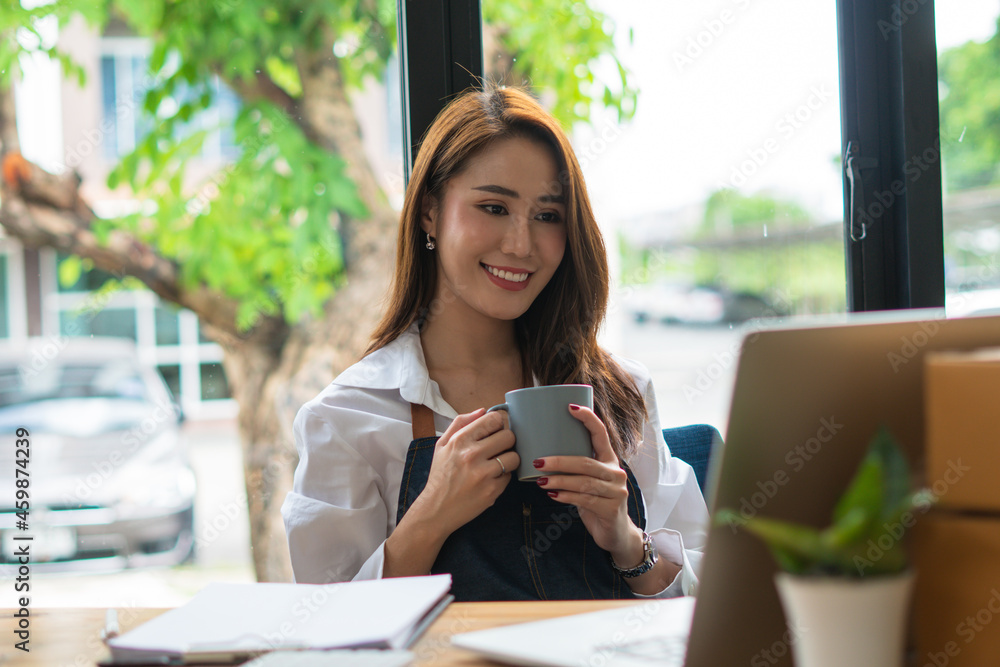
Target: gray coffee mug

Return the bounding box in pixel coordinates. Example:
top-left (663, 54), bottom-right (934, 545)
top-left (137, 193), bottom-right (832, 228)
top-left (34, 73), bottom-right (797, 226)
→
top-left (487, 384), bottom-right (594, 481)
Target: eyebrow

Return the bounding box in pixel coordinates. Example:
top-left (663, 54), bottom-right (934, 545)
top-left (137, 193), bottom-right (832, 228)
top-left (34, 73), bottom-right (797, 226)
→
top-left (472, 184), bottom-right (566, 204)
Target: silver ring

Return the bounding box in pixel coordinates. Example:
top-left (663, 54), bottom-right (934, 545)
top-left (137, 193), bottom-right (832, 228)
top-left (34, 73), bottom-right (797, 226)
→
top-left (494, 457), bottom-right (506, 477)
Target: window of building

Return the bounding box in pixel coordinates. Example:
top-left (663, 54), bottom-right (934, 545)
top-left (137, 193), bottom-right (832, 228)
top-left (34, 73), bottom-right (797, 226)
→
top-left (44, 250), bottom-right (235, 418)
top-left (199, 362), bottom-right (230, 401)
top-left (99, 39), bottom-right (241, 161)
top-left (157, 363), bottom-right (181, 402)
top-left (155, 305), bottom-right (181, 346)
top-left (0, 239), bottom-right (26, 342)
top-left (0, 254), bottom-right (9, 340)
top-left (60, 307), bottom-right (138, 341)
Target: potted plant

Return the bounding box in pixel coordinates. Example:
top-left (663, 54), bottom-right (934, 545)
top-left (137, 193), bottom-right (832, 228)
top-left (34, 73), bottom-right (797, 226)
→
top-left (716, 426), bottom-right (934, 667)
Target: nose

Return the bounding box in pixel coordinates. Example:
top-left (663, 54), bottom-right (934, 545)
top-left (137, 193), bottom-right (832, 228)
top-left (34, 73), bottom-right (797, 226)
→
top-left (500, 215), bottom-right (532, 258)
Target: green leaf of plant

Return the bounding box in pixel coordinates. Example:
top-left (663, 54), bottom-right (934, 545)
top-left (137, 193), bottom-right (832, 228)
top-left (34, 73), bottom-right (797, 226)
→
top-left (872, 426), bottom-right (912, 522)
top-left (58, 255), bottom-right (82, 288)
top-left (821, 505), bottom-right (872, 551)
top-left (716, 509), bottom-right (826, 565)
top-left (832, 442), bottom-right (884, 527)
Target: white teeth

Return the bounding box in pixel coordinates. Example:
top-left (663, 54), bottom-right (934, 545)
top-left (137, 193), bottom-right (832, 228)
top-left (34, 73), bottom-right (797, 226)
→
top-left (486, 265), bottom-right (529, 283)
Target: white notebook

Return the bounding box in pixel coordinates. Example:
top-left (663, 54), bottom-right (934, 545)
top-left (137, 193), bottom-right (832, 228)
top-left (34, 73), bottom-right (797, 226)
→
top-left (241, 649), bottom-right (414, 667)
top-left (105, 575), bottom-right (452, 665)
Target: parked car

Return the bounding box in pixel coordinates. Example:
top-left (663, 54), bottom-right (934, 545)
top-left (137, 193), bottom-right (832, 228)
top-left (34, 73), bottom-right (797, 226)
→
top-left (0, 337), bottom-right (195, 572)
top-left (622, 281), bottom-right (787, 325)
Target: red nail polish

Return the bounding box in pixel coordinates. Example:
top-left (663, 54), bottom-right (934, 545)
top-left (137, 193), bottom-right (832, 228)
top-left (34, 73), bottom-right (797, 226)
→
top-left (569, 404), bottom-right (580, 411)
top-left (547, 491), bottom-right (558, 498)
top-left (536, 477), bottom-right (548, 486)
top-left (533, 459), bottom-right (544, 468)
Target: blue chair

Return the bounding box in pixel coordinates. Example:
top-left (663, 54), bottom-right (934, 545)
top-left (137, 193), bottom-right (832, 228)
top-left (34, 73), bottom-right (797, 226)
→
top-left (662, 424), bottom-right (723, 496)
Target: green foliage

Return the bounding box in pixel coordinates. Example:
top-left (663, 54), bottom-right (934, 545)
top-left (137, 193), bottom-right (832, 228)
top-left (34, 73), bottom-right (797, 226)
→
top-left (938, 17), bottom-right (1000, 192)
top-left (101, 101), bottom-right (353, 329)
top-left (58, 254), bottom-right (84, 288)
top-left (701, 188), bottom-right (811, 235)
top-left (716, 427), bottom-right (933, 577)
top-left (0, 0), bottom-right (101, 89)
top-left (483, 0), bottom-right (637, 128)
top-left (691, 242), bottom-right (846, 315)
top-left (8, 0), bottom-right (634, 331)
top-left (617, 189), bottom-right (843, 315)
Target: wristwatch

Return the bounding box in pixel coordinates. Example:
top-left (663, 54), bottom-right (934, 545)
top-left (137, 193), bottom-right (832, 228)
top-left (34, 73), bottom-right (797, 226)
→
top-left (610, 531), bottom-right (658, 578)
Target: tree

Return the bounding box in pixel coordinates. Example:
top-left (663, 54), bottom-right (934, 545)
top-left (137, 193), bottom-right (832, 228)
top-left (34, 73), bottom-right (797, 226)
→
top-left (0, 0), bottom-right (635, 581)
top-left (938, 16), bottom-right (1000, 192)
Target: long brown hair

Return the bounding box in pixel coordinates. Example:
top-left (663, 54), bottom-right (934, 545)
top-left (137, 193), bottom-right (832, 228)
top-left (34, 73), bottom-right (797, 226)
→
top-left (367, 85), bottom-right (645, 460)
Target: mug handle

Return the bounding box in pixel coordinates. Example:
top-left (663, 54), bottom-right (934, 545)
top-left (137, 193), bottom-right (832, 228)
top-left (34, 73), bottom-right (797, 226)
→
top-left (486, 403), bottom-right (509, 414)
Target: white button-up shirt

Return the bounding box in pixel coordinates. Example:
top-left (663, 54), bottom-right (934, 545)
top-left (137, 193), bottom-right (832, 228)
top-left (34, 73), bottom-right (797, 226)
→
top-left (281, 325), bottom-right (709, 597)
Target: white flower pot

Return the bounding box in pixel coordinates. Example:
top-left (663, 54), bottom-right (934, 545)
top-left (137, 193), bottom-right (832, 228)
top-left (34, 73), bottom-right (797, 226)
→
top-left (774, 570), bottom-right (914, 667)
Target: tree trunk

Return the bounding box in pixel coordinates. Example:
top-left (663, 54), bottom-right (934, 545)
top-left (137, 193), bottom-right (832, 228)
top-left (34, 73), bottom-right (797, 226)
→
top-left (260, 26), bottom-right (400, 579)
top-left (0, 36), bottom-right (399, 583)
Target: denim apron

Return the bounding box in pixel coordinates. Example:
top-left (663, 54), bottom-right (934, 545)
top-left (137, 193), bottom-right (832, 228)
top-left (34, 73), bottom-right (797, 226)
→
top-left (396, 403), bottom-right (647, 601)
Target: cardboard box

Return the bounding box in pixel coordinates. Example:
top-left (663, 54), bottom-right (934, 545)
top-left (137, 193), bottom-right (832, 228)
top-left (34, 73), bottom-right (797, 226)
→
top-left (911, 513), bottom-right (1000, 667)
top-left (924, 349), bottom-right (1000, 512)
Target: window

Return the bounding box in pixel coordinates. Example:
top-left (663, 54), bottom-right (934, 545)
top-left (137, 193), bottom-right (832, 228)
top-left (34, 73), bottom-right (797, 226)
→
top-left (155, 305), bottom-right (181, 346)
top-left (46, 251), bottom-right (234, 417)
top-left (100, 39), bottom-right (241, 161)
top-left (0, 239), bottom-right (26, 341)
top-left (60, 307), bottom-right (137, 341)
top-left (199, 362), bottom-right (230, 401)
top-left (478, 2), bottom-right (845, 429)
top-left (157, 363), bottom-right (181, 402)
top-left (936, 2), bottom-right (1000, 317)
top-left (0, 254), bottom-right (8, 339)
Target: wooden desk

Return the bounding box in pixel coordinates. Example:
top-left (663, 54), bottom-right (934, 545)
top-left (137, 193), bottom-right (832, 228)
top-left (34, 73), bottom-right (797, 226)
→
top-left (1, 600), bottom-right (640, 666)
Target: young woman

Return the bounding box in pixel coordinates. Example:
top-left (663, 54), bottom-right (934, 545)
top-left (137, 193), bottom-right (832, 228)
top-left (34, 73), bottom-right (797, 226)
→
top-left (281, 85), bottom-right (708, 600)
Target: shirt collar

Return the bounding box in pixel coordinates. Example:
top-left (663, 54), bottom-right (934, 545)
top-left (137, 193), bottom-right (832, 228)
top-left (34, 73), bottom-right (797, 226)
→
top-left (332, 323), bottom-right (458, 418)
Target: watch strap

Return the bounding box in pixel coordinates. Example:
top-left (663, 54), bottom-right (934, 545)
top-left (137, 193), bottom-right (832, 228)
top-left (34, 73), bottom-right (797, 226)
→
top-left (610, 531), bottom-right (658, 578)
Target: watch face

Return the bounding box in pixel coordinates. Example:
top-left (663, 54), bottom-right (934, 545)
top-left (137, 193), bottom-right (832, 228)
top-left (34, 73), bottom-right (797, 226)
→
top-left (646, 533), bottom-right (658, 559)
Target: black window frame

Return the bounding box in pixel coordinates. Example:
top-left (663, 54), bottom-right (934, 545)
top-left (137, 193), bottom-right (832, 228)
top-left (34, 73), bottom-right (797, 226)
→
top-left (396, 0), bottom-right (483, 186)
top-left (837, 0), bottom-right (945, 311)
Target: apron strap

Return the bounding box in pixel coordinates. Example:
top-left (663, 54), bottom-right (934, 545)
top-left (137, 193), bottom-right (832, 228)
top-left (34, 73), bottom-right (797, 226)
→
top-left (410, 402), bottom-right (437, 440)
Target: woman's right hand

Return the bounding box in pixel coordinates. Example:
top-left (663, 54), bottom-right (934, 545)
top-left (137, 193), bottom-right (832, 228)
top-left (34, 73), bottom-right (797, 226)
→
top-left (407, 408), bottom-right (519, 537)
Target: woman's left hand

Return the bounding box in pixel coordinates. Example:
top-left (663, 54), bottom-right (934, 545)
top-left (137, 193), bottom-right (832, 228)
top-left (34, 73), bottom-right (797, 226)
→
top-left (534, 404), bottom-right (644, 567)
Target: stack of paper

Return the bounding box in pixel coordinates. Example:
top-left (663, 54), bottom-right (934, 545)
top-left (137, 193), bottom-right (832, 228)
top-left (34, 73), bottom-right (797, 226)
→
top-left (106, 575), bottom-right (452, 665)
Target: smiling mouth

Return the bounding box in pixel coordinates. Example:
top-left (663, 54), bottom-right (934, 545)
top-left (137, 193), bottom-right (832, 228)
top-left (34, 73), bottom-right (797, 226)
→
top-left (482, 263), bottom-right (531, 283)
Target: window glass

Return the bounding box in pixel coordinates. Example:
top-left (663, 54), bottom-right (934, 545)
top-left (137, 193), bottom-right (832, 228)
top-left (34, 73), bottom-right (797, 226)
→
top-left (216, 78), bottom-right (242, 158)
top-left (0, 255), bottom-right (8, 339)
top-left (157, 363), bottom-right (181, 402)
top-left (61, 308), bottom-right (137, 341)
top-left (936, 3), bottom-right (1000, 317)
top-left (99, 49), bottom-right (240, 160)
top-left (199, 362), bottom-right (230, 401)
top-left (155, 305), bottom-right (181, 346)
top-left (100, 54), bottom-right (118, 158)
top-left (483, 1), bottom-right (845, 430)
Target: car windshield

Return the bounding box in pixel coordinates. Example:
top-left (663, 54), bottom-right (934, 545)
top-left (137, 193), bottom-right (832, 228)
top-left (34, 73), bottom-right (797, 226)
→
top-left (0, 360), bottom-right (149, 408)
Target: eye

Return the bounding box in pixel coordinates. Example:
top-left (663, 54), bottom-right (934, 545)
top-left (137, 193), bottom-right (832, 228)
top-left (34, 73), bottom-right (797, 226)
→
top-left (536, 210), bottom-right (563, 223)
top-left (480, 204), bottom-right (507, 216)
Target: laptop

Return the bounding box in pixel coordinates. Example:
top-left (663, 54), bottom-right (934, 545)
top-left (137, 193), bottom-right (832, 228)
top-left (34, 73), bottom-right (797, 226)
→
top-left (451, 310), bottom-right (1000, 666)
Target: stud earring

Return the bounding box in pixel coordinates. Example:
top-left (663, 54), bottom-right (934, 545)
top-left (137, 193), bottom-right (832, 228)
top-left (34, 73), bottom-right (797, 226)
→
top-left (425, 233), bottom-right (436, 250)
